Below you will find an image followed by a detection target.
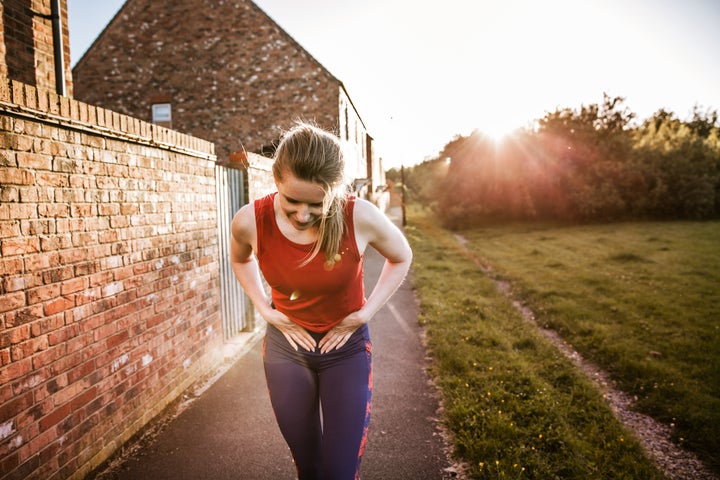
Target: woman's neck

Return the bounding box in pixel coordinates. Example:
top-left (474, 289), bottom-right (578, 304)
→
top-left (273, 199), bottom-right (319, 245)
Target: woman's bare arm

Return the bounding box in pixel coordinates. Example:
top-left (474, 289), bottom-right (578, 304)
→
top-left (318, 198), bottom-right (412, 353)
top-left (230, 204), bottom-right (317, 351)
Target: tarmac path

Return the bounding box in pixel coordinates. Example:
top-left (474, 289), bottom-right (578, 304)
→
top-left (91, 207), bottom-right (458, 480)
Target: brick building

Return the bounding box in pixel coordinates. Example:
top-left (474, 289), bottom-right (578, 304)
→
top-left (72, 0), bottom-right (386, 201)
top-left (0, 0), bottom-right (73, 97)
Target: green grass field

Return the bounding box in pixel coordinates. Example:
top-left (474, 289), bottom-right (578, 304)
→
top-left (405, 206), bottom-right (719, 479)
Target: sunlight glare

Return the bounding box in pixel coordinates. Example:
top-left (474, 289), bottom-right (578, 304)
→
top-left (477, 116), bottom-right (521, 142)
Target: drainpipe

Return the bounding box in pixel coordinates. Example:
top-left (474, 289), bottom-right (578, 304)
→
top-left (50, 0), bottom-right (66, 96)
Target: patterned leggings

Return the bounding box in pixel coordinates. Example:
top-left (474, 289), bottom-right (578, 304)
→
top-left (263, 323), bottom-right (373, 480)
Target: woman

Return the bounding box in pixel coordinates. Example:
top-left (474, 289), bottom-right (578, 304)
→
top-left (229, 122), bottom-right (412, 479)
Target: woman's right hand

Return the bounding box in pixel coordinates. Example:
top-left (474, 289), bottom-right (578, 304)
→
top-left (262, 308), bottom-right (317, 352)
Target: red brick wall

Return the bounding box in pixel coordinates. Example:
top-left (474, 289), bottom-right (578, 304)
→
top-left (243, 152), bottom-right (275, 201)
top-left (0, 78), bottom-right (222, 480)
top-left (0, 2), bottom-right (6, 79)
top-left (72, 0), bottom-right (340, 163)
top-left (0, 0), bottom-right (73, 96)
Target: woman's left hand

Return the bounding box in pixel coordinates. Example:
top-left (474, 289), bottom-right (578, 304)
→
top-left (318, 311), bottom-right (368, 354)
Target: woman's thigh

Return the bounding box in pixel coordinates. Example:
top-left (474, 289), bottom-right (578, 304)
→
top-left (263, 325), bottom-right (323, 472)
top-left (318, 325), bottom-right (373, 478)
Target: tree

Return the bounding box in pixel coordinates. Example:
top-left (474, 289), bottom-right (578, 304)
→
top-left (403, 95), bottom-right (719, 224)
top-left (535, 94), bottom-right (636, 220)
top-left (633, 112), bottom-right (719, 219)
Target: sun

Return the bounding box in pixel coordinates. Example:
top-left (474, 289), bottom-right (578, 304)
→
top-left (459, 101), bottom-right (529, 143)
top-left (477, 116), bottom-right (522, 142)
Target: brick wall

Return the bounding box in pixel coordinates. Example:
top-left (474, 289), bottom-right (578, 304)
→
top-left (0, 77), bottom-right (222, 480)
top-left (0, 1), bottom-right (6, 79)
top-left (243, 152), bottom-right (275, 201)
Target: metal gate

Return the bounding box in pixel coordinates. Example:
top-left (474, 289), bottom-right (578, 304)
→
top-left (216, 164), bottom-right (254, 339)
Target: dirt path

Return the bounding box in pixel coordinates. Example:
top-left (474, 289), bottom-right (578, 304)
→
top-left (453, 234), bottom-right (718, 480)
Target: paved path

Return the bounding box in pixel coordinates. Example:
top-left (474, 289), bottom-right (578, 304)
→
top-left (91, 207), bottom-right (455, 479)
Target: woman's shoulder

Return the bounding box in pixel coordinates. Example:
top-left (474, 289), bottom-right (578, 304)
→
top-left (352, 197), bottom-right (392, 233)
top-left (232, 201), bottom-right (254, 226)
top-left (231, 201), bottom-right (259, 246)
top-left (351, 196), bottom-right (380, 218)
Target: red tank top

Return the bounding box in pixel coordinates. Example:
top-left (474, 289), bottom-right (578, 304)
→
top-left (254, 193), bottom-right (366, 333)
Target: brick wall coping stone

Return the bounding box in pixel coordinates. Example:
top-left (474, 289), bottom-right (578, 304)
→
top-left (0, 76), bottom-right (215, 161)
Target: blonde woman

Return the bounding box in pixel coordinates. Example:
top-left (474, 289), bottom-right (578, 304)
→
top-left (230, 122), bottom-right (412, 479)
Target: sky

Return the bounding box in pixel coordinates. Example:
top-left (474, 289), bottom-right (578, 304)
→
top-left (67, 0), bottom-right (720, 169)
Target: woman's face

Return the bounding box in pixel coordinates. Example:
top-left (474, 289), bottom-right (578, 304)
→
top-left (275, 171), bottom-right (327, 231)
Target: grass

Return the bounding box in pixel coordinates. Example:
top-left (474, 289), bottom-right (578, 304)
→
top-left (405, 206), bottom-right (720, 479)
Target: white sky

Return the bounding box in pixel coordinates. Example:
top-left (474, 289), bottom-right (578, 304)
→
top-left (68, 0), bottom-right (720, 169)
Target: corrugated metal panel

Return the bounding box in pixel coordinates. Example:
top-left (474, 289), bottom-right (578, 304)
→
top-left (216, 165), bottom-right (253, 339)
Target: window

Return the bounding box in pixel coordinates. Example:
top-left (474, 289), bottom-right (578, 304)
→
top-left (152, 103), bottom-right (172, 126)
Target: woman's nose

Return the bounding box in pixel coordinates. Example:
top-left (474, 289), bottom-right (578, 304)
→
top-left (296, 205), bottom-right (311, 222)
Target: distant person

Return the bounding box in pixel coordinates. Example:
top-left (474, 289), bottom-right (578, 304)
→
top-left (229, 121), bottom-right (412, 479)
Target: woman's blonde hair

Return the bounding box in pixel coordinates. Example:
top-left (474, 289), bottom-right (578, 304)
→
top-left (273, 121), bottom-right (347, 267)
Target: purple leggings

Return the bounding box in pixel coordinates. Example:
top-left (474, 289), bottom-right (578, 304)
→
top-left (263, 323), bottom-right (373, 480)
